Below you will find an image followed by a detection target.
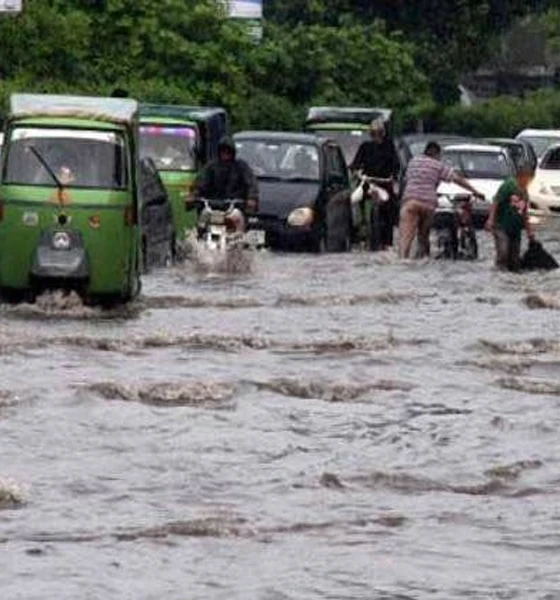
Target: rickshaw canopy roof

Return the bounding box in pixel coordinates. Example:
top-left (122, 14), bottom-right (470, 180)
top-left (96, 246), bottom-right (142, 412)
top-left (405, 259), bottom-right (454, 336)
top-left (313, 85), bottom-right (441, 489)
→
top-left (234, 130), bottom-right (327, 147)
top-left (140, 104), bottom-right (226, 123)
top-left (10, 94), bottom-right (138, 125)
top-left (306, 106), bottom-right (393, 126)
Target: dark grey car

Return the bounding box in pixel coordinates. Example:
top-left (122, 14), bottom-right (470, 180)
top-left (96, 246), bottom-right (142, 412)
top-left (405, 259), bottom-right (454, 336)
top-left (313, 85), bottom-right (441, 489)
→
top-left (234, 132), bottom-right (352, 252)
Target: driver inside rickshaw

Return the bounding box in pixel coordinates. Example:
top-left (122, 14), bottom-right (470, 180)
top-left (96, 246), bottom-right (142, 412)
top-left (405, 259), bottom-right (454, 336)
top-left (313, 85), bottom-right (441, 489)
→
top-left (57, 165), bottom-right (76, 185)
top-left (160, 138), bottom-right (190, 169)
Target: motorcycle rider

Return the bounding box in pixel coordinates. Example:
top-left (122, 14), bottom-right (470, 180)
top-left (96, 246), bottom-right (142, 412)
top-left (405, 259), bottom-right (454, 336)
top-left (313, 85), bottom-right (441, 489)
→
top-left (350, 118), bottom-right (401, 249)
top-left (192, 136), bottom-right (259, 234)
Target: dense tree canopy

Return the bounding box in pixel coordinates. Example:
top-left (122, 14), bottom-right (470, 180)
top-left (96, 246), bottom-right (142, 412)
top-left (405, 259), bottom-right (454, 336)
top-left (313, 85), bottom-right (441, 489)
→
top-left (0, 1), bottom-right (557, 128)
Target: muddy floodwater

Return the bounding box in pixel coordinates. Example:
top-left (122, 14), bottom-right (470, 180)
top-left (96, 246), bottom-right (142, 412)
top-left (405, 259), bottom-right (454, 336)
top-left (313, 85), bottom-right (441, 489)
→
top-left (2, 232), bottom-right (560, 599)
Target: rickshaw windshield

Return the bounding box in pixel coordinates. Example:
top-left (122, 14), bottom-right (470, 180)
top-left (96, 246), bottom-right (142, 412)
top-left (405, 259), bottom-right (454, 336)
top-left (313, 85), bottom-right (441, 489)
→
top-left (311, 129), bottom-right (367, 165)
top-left (139, 125), bottom-right (196, 171)
top-left (4, 127), bottom-right (128, 189)
top-left (236, 140), bottom-right (320, 181)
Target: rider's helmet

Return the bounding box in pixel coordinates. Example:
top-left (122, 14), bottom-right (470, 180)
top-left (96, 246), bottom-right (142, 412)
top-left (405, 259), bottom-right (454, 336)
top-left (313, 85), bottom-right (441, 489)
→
top-left (218, 136), bottom-right (236, 161)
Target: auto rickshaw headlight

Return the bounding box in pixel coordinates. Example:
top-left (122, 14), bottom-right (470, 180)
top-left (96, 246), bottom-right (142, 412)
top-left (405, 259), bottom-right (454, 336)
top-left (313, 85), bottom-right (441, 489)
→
top-left (287, 207), bottom-right (314, 227)
top-left (52, 231), bottom-right (71, 251)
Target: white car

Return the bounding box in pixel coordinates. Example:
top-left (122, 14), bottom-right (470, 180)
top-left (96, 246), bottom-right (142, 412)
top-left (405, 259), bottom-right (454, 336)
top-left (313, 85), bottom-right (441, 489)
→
top-left (528, 144), bottom-right (560, 219)
top-left (438, 144), bottom-right (516, 228)
top-left (516, 128), bottom-right (560, 160)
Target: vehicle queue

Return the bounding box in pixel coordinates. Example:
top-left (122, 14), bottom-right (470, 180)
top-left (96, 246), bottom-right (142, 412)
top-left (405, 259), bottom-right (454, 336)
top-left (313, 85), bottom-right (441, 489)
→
top-left (0, 92), bottom-right (559, 305)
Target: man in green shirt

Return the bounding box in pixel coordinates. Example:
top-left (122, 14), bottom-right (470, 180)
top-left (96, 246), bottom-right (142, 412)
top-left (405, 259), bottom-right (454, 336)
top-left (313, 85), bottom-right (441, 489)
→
top-left (486, 165), bottom-right (534, 271)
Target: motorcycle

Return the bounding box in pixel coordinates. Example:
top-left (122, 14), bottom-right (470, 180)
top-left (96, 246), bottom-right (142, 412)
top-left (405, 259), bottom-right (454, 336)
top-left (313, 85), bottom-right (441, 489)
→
top-left (432, 194), bottom-right (478, 260)
top-left (350, 173), bottom-right (393, 251)
top-left (196, 198), bottom-right (246, 252)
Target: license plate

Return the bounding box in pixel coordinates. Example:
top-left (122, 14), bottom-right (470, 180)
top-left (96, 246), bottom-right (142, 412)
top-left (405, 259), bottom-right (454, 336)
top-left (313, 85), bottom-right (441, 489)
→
top-left (244, 229), bottom-right (266, 247)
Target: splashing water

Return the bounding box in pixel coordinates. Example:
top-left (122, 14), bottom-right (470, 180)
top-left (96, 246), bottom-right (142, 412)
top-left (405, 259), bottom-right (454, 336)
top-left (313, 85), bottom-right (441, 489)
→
top-left (0, 478), bottom-right (27, 509)
top-left (1, 290), bottom-right (141, 321)
top-left (180, 231), bottom-right (253, 275)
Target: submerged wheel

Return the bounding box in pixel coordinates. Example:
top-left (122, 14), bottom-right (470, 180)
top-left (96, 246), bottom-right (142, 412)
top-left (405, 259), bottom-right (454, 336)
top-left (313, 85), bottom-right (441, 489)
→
top-left (460, 229), bottom-right (478, 260)
top-left (170, 234), bottom-right (178, 262)
top-left (0, 286), bottom-right (32, 304)
top-left (141, 237), bottom-right (148, 273)
top-left (369, 203), bottom-right (382, 252)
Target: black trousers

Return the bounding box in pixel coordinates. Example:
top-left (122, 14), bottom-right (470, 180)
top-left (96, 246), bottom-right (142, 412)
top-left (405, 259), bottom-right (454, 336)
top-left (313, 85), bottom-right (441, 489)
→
top-left (377, 184), bottom-right (398, 248)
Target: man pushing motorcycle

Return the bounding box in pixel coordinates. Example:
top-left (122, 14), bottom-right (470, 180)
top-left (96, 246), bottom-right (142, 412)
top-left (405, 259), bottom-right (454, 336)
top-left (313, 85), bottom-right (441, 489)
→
top-left (350, 118), bottom-right (401, 250)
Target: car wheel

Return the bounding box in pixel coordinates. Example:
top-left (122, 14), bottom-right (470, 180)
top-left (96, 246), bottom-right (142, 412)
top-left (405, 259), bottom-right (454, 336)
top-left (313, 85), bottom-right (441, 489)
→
top-left (369, 203), bottom-right (382, 252)
top-left (164, 239), bottom-right (174, 267)
top-left (141, 237), bottom-right (148, 273)
top-left (460, 228), bottom-right (478, 260)
top-left (0, 286), bottom-right (28, 304)
top-left (170, 234), bottom-right (177, 262)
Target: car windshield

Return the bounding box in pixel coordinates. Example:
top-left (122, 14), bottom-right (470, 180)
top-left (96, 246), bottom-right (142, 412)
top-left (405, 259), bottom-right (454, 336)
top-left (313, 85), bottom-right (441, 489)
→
top-left (309, 129), bottom-right (367, 165)
top-left (405, 138), bottom-right (467, 158)
top-left (540, 147), bottom-right (560, 170)
top-left (4, 127), bottom-right (128, 189)
top-left (519, 135), bottom-right (560, 158)
top-left (442, 150), bottom-right (512, 179)
top-left (407, 141), bottom-right (429, 157)
top-left (502, 143), bottom-right (524, 164)
top-left (139, 125), bottom-right (196, 171)
top-left (236, 140), bottom-right (320, 181)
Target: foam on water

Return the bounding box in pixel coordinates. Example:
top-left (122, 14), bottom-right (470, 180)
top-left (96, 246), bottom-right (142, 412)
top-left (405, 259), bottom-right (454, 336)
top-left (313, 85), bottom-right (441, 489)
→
top-left (82, 380), bottom-right (235, 407)
top-left (0, 479), bottom-right (27, 509)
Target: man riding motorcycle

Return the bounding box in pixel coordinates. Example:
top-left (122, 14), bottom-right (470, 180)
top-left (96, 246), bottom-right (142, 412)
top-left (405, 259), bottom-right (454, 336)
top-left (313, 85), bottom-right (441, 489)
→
top-left (350, 118), bottom-right (401, 250)
top-left (191, 136), bottom-right (259, 235)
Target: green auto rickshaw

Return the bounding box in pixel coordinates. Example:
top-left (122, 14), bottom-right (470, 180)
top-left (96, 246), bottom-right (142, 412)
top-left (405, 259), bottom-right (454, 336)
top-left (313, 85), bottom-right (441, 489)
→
top-left (0, 94), bottom-right (141, 303)
top-left (139, 105), bottom-right (228, 243)
top-left (305, 106), bottom-right (394, 167)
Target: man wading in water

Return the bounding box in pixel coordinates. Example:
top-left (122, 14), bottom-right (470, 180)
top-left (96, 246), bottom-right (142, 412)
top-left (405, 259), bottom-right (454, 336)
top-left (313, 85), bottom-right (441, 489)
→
top-left (485, 164), bottom-right (535, 271)
top-left (399, 142), bottom-right (483, 258)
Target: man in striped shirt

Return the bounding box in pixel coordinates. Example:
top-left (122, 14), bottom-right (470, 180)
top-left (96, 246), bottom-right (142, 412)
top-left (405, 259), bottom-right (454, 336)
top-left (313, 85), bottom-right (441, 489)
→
top-left (399, 142), bottom-right (483, 259)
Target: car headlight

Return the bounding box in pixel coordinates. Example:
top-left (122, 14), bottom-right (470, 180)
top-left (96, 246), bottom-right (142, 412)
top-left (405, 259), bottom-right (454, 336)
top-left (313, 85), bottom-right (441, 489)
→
top-left (287, 207), bottom-right (314, 227)
top-left (52, 231), bottom-right (71, 250)
top-left (539, 184), bottom-right (551, 196)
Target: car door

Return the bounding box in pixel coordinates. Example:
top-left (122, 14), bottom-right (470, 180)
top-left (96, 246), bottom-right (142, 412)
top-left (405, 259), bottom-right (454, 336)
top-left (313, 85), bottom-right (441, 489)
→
top-left (323, 142), bottom-right (351, 229)
top-left (325, 143), bottom-right (349, 199)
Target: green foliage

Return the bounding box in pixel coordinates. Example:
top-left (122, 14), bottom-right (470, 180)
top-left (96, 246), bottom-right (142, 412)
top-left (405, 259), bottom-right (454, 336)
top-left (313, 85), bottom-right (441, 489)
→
top-left (0, 1), bottom-right (557, 132)
top-left (265, 0), bottom-right (549, 107)
top-left (411, 90), bottom-right (560, 137)
top-left (539, 7), bottom-right (560, 57)
top-left (0, 0), bottom-right (428, 130)
top-left (250, 22), bottom-right (428, 110)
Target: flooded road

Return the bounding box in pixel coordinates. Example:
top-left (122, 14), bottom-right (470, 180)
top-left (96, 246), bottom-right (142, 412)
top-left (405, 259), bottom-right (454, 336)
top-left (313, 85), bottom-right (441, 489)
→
top-left (2, 232), bottom-right (560, 599)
